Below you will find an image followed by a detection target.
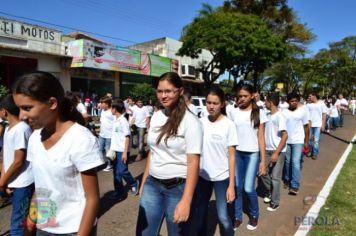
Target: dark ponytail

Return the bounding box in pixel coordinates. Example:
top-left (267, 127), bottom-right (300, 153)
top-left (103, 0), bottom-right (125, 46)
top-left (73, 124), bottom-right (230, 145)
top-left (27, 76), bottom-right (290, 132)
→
top-left (238, 84), bottom-right (260, 129)
top-left (12, 71), bottom-right (84, 125)
top-left (156, 72), bottom-right (186, 145)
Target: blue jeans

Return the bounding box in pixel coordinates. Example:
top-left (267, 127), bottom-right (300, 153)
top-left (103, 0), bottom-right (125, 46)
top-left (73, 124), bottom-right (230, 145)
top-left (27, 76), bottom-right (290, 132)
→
top-left (99, 136), bottom-right (111, 165)
top-left (136, 176), bottom-right (193, 236)
top-left (196, 177), bottom-right (234, 236)
top-left (328, 117), bottom-right (339, 129)
top-left (234, 151), bottom-right (260, 221)
top-left (284, 144), bottom-right (304, 189)
top-left (113, 152), bottom-right (137, 195)
top-left (11, 184), bottom-right (34, 236)
top-left (260, 151), bottom-right (285, 205)
top-left (309, 127), bottom-right (321, 157)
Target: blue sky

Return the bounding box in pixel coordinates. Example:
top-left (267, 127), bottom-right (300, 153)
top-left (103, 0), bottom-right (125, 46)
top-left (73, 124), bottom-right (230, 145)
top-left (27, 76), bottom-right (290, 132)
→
top-left (0, 0), bottom-right (355, 56)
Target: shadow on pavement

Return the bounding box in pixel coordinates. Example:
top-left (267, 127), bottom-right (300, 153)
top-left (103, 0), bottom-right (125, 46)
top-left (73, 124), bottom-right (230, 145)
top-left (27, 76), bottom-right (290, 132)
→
top-left (324, 132), bottom-right (353, 144)
top-left (0, 230), bottom-right (10, 236)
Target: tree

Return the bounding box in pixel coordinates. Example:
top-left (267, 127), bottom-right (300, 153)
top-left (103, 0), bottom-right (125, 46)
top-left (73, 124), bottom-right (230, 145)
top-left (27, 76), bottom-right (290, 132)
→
top-left (129, 83), bottom-right (156, 103)
top-left (178, 8), bottom-right (286, 90)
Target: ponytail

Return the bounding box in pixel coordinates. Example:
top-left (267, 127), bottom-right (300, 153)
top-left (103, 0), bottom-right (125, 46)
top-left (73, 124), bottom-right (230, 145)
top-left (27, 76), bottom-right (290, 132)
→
top-left (60, 96), bottom-right (85, 126)
top-left (251, 99), bottom-right (260, 129)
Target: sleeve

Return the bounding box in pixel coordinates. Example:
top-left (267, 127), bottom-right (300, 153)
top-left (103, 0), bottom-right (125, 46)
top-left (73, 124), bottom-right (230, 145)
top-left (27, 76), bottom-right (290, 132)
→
top-left (321, 103), bottom-right (328, 114)
top-left (26, 132), bottom-right (36, 162)
top-left (71, 133), bottom-right (105, 172)
top-left (121, 118), bottom-right (131, 136)
top-left (184, 114), bottom-right (203, 154)
top-left (302, 106), bottom-right (310, 125)
top-left (145, 107), bottom-right (151, 118)
top-left (278, 113), bottom-right (287, 132)
top-left (13, 125), bottom-right (32, 151)
top-left (227, 120), bottom-right (239, 147)
top-left (259, 109), bottom-right (268, 124)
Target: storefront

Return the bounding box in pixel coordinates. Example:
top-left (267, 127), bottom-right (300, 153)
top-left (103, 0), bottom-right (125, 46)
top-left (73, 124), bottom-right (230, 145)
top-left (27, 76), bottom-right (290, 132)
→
top-left (0, 17), bottom-right (70, 89)
top-left (65, 38), bottom-right (178, 98)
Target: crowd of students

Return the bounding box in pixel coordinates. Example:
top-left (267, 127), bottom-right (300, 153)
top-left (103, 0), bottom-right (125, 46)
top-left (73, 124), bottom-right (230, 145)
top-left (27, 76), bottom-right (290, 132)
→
top-left (0, 70), bottom-right (354, 235)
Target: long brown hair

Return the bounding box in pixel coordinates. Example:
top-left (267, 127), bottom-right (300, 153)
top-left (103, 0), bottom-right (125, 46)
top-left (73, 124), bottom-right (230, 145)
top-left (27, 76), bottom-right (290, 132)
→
top-left (156, 72), bottom-right (186, 145)
top-left (238, 84), bottom-right (260, 129)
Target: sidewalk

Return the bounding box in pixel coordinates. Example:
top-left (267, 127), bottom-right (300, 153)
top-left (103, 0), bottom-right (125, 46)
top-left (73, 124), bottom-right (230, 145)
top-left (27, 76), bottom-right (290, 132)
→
top-left (0, 115), bottom-right (355, 236)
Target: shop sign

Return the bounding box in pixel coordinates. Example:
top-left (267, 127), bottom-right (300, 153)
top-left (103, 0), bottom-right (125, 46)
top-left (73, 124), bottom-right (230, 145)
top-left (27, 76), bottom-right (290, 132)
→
top-left (0, 17), bottom-right (61, 43)
top-left (149, 54), bottom-right (171, 77)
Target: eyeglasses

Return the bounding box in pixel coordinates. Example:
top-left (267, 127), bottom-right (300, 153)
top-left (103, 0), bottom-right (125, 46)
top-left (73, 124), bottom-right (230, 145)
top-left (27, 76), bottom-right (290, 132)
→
top-left (156, 89), bottom-right (180, 96)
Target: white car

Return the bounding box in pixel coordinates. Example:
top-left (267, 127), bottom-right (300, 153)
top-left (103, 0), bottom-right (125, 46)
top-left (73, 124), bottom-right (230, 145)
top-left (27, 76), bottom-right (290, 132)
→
top-left (191, 96), bottom-right (207, 118)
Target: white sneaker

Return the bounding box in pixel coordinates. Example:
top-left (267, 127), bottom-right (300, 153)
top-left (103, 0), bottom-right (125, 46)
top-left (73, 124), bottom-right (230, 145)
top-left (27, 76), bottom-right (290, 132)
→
top-left (263, 194), bottom-right (271, 203)
top-left (103, 165), bottom-right (113, 172)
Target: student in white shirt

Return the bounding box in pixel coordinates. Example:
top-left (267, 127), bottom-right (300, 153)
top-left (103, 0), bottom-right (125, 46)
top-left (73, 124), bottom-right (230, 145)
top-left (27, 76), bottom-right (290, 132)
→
top-left (109, 100), bottom-right (139, 199)
top-left (130, 97), bottom-right (151, 161)
top-left (196, 87), bottom-right (237, 236)
top-left (99, 96), bottom-right (115, 171)
top-left (278, 96), bottom-right (289, 112)
top-left (0, 94), bottom-right (34, 235)
top-left (336, 94), bottom-right (348, 127)
top-left (327, 97), bottom-right (340, 130)
top-left (306, 92), bottom-right (327, 160)
top-left (229, 84), bottom-right (267, 231)
top-left (282, 92), bottom-right (310, 196)
top-left (13, 71), bottom-right (104, 235)
top-left (136, 72), bottom-right (202, 235)
top-left (260, 93), bottom-right (288, 212)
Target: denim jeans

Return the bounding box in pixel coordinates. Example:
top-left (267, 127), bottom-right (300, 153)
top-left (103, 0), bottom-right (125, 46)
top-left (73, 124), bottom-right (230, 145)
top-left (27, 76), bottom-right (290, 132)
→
top-left (284, 144), bottom-right (304, 189)
top-left (196, 177), bottom-right (234, 236)
top-left (113, 152), bottom-right (137, 195)
top-left (260, 151), bottom-right (285, 205)
top-left (339, 113), bottom-right (344, 127)
top-left (99, 136), bottom-right (111, 166)
top-left (136, 176), bottom-right (193, 236)
top-left (137, 127), bottom-right (146, 156)
top-left (309, 127), bottom-right (321, 157)
top-left (11, 184), bottom-right (34, 236)
top-left (234, 151), bottom-right (260, 221)
top-left (328, 117), bottom-right (339, 129)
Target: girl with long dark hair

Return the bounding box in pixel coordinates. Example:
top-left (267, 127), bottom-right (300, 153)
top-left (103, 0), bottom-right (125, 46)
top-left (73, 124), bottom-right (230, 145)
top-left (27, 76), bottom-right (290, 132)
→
top-left (13, 71), bottom-right (104, 235)
top-left (136, 72), bottom-right (202, 235)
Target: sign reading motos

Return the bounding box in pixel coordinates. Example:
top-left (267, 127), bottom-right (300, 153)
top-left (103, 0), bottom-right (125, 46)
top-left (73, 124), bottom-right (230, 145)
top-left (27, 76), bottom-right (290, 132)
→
top-left (0, 17), bottom-right (61, 43)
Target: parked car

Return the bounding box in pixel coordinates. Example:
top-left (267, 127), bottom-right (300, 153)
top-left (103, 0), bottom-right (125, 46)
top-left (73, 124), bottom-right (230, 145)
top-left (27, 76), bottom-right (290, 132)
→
top-left (191, 96), bottom-right (206, 118)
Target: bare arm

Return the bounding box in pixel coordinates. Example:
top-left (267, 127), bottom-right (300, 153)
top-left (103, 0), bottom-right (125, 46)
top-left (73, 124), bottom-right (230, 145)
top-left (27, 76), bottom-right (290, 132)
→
top-left (226, 146), bottom-right (236, 203)
top-left (173, 154), bottom-right (199, 223)
top-left (271, 130), bottom-right (288, 162)
top-left (321, 113), bottom-right (327, 132)
top-left (121, 136), bottom-right (130, 164)
top-left (258, 123), bottom-right (266, 176)
top-left (0, 149), bottom-right (26, 188)
top-left (77, 169), bottom-right (100, 236)
top-left (304, 124), bottom-right (310, 149)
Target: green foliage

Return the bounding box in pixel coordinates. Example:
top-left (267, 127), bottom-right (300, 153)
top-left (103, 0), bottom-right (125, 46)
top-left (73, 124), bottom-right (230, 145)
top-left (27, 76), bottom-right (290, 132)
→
top-left (219, 79), bottom-right (235, 95)
top-left (129, 83), bottom-right (156, 103)
top-left (178, 7), bottom-right (286, 90)
top-left (0, 84), bottom-right (9, 98)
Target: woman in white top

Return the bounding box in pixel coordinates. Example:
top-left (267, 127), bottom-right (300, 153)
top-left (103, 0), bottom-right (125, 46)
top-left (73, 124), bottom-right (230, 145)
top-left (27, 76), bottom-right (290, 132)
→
top-left (13, 71), bottom-right (104, 235)
top-left (229, 84), bottom-right (267, 231)
top-left (136, 72), bottom-right (202, 236)
top-left (196, 87), bottom-right (237, 236)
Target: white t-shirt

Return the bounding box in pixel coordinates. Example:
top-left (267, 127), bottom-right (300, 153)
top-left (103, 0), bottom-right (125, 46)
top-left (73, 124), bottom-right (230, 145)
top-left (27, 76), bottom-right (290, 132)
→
top-left (3, 121), bottom-right (33, 188)
top-left (200, 116), bottom-right (238, 181)
top-left (307, 101), bottom-right (328, 127)
top-left (27, 123), bottom-right (104, 234)
top-left (99, 109), bottom-right (115, 138)
top-left (147, 109), bottom-right (202, 179)
top-left (265, 111), bottom-right (287, 152)
top-left (76, 103), bottom-right (87, 115)
top-left (329, 104), bottom-right (339, 118)
top-left (283, 106), bottom-right (309, 144)
top-left (278, 102), bottom-right (289, 112)
top-left (132, 106), bottom-right (150, 128)
top-left (226, 104), bottom-right (236, 120)
top-left (110, 115), bottom-right (131, 152)
top-left (230, 108), bottom-right (268, 152)
top-left (187, 103), bottom-right (198, 116)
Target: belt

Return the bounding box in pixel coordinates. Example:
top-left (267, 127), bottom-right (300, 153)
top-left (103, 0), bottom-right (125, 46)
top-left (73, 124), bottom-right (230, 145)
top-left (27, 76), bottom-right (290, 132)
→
top-left (150, 176), bottom-right (186, 189)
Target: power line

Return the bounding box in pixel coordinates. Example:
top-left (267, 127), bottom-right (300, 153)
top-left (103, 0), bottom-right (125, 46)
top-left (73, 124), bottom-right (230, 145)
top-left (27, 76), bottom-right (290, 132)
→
top-left (0, 11), bottom-right (138, 44)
